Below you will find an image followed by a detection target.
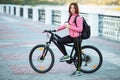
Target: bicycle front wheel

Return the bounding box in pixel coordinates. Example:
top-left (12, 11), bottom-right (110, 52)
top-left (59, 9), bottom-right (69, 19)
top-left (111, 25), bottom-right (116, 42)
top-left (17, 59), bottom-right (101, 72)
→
top-left (29, 44), bottom-right (55, 73)
top-left (74, 45), bottom-right (103, 73)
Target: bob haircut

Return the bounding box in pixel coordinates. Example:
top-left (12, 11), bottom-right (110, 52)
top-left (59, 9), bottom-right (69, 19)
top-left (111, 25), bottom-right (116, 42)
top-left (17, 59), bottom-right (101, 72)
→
top-left (69, 3), bottom-right (79, 16)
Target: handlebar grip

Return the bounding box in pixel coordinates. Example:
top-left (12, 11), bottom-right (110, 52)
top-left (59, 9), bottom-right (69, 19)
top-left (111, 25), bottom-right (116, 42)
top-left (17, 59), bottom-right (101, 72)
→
top-left (44, 30), bottom-right (48, 32)
top-left (51, 30), bottom-right (56, 32)
top-left (43, 30), bottom-right (56, 33)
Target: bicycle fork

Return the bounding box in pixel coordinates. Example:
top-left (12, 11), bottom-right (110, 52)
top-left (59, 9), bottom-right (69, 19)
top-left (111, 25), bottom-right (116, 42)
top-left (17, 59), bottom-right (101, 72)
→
top-left (40, 42), bottom-right (50, 60)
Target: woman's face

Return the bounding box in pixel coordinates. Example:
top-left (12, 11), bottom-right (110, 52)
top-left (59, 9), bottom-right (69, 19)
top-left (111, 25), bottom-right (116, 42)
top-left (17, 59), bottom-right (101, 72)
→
top-left (70, 5), bottom-right (75, 14)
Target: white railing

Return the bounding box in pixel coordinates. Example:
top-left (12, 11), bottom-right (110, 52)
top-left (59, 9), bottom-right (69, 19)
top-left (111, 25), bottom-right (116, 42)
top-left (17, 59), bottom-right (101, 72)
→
top-left (0, 4), bottom-right (120, 41)
top-left (99, 15), bottom-right (120, 41)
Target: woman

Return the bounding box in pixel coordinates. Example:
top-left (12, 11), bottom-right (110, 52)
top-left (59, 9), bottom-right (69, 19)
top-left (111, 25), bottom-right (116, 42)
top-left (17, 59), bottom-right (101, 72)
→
top-left (56, 3), bottom-right (83, 75)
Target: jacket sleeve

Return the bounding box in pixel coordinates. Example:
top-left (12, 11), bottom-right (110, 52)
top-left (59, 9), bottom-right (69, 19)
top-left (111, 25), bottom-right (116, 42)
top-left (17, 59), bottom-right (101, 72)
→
top-left (70, 16), bottom-right (83, 32)
top-left (56, 24), bottom-right (66, 31)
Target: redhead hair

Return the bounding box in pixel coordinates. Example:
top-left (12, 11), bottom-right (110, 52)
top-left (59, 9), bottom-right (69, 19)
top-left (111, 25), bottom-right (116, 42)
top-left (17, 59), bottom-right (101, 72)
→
top-left (69, 3), bottom-right (79, 16)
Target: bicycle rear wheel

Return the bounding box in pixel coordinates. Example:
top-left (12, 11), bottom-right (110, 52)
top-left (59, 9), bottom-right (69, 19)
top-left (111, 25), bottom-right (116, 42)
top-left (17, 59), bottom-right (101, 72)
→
top-left (29, 44), bottom-right (55, 73)
top-left (74, 45), bottom-right (103, 73)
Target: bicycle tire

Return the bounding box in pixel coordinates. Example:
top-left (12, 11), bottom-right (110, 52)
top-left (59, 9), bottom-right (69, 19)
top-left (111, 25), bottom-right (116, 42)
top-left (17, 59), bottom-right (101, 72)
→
top-left (74, 45), bottom-right (103, 73)
top-left (29, 44), bottom-right (55, 73)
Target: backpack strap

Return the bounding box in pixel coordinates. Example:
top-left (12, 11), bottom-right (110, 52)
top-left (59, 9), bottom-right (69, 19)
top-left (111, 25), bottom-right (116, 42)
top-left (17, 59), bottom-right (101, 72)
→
top-left (68, 15), bottom-right (72, 22)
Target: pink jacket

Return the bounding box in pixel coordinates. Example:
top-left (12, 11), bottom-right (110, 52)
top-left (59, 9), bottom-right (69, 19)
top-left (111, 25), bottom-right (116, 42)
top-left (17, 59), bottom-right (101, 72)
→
top-left (57, 14), bottom-right (83, 38)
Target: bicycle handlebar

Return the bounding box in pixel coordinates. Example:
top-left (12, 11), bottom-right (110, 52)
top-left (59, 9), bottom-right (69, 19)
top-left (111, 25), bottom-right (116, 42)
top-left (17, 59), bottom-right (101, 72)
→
top-left (43, 30), bottom-right (56, 33)
top-left (43, 29), bottom-right (73, 47)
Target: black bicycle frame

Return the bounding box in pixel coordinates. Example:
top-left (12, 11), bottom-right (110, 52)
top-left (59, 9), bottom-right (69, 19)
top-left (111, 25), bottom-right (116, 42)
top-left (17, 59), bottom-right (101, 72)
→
top-left (45, 32), bottom-right (75, 58)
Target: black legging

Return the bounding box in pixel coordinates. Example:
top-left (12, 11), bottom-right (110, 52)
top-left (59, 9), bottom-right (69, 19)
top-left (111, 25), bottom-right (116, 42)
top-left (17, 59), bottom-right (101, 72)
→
top-left (57, 35), bottom-right (82, 71)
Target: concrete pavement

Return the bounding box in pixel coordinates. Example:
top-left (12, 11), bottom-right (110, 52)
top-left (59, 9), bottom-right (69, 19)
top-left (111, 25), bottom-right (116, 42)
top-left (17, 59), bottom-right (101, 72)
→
top-left (0, 13), bottom-right (120, 80)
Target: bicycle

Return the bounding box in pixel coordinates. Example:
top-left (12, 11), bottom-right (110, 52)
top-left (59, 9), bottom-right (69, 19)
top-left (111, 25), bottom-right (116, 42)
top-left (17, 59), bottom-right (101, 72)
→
top-left (29, 30), bottom-right (103, 73)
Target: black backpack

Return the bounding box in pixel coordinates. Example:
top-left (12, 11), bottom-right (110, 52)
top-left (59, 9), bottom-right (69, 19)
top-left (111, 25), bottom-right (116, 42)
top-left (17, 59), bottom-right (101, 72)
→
top-left (69, 15), bottom-right (91, 39)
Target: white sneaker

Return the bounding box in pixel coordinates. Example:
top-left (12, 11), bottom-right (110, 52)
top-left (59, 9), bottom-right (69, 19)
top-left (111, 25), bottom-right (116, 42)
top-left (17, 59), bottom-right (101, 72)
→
top-left (60, 55), bottom-right (70, 62)
top-left (71, 70), bottom-right (81, 76)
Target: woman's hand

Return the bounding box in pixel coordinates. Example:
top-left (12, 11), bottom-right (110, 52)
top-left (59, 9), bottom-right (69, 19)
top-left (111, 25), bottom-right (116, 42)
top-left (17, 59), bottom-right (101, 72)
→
top-left (56, 29), bottom-right (58, 32)
top-left (65, 23), bottom-right (70, 28)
